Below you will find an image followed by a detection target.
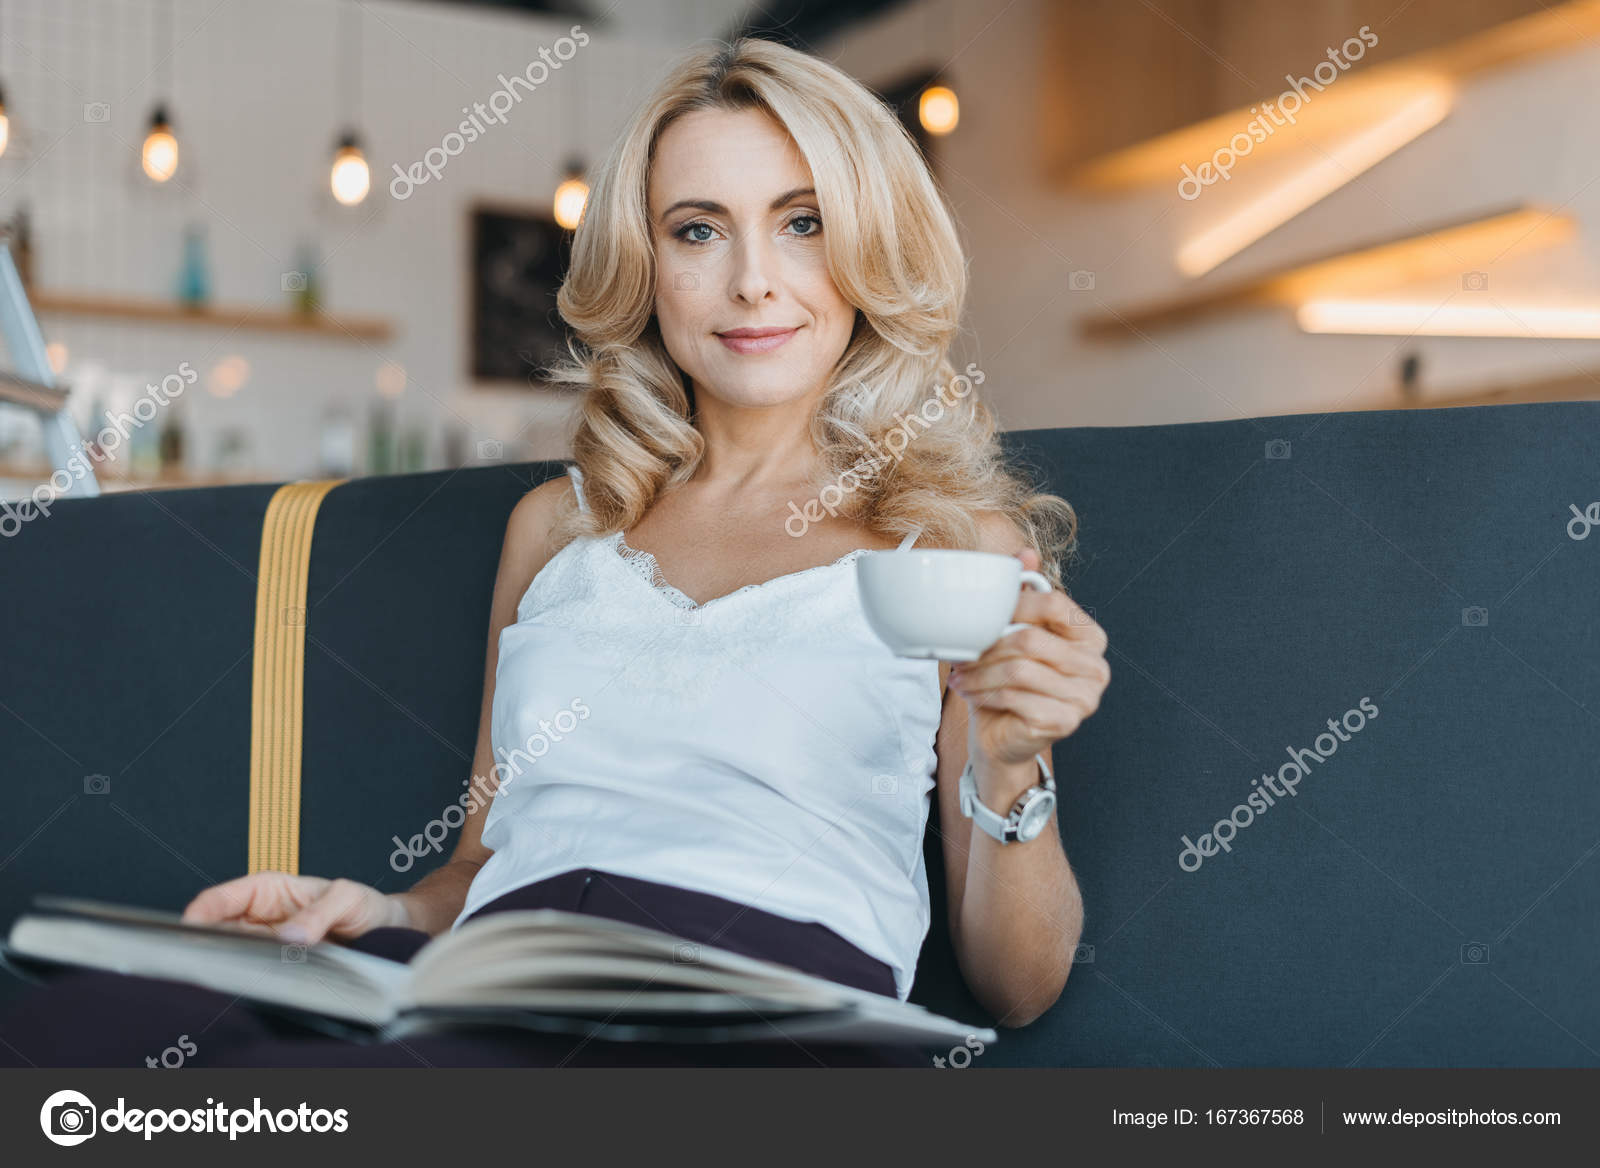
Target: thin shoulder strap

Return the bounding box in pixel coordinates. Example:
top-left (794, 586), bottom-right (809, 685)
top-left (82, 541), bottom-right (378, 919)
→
top-left (565, 463), bottom-right (588, 513)
top-left (897, 526), bottom-right (922, 551)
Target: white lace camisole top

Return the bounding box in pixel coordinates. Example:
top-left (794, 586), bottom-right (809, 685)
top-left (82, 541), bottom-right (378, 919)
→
top-left (453, 464), bottom-right (945, 999)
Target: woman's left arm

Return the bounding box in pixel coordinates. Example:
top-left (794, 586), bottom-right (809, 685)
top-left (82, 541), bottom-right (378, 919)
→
top-left (931, 520), bottom-right (1110, 1027)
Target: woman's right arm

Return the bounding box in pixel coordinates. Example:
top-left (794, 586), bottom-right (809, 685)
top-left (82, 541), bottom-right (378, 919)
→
top-left (181, 475), bottom-right (575, 944)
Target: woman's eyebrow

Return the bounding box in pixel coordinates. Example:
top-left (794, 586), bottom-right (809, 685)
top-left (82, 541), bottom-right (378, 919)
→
top-left (657, 186), bottom-right (816, 223)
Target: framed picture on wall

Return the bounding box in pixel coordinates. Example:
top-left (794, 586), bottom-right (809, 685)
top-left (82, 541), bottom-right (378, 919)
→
top-left (468, 203), bottom-right (576, 389)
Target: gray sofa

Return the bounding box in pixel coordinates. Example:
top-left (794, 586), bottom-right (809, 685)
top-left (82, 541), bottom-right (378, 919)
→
top-left (2, 400), bottom-right (1596, 1066)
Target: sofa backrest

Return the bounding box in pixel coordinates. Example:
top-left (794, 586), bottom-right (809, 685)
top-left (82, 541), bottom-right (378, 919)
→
top-left (2, 401), bottom-right (1596, 1066)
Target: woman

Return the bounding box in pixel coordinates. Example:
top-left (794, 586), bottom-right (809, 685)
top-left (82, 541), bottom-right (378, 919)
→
top-left (1, 37), bottom-right (1108, 1067)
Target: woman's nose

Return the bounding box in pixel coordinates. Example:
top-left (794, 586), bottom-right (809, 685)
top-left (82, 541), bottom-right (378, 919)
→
top-left (727, 229), bottom-right (775, 303)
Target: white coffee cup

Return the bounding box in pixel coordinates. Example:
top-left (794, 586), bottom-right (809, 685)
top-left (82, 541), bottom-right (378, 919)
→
top-left (856, 549), bottom-right (1052, 662)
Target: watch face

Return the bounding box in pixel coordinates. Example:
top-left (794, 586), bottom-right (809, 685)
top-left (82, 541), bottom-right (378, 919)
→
top-left (1016, 791), bottom-right (1056, 841)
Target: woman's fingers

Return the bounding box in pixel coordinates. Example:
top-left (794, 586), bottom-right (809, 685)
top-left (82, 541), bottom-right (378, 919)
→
top-left (952, 633), bottom-right (1110, 697)
top-left (180, 873), bottom-right (281, 925)
top-left (275, 879), bottom-right (388, 945)
top-left (1011, 585), bottom-right (1106, 649)
top-left (180, 872), bottom-right (327, 928)
top-left (182, 873), bottom-right (396, 946)
top-left (960, 675), bottom-right (1106, 739)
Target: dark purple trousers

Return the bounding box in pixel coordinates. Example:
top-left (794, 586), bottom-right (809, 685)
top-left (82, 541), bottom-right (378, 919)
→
top-left (0, 868), bottom-right (932, 1067)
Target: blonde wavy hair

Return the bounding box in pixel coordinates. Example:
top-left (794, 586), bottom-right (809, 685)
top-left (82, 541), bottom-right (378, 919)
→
top-left (549, 36), bottom-right (1078, 584)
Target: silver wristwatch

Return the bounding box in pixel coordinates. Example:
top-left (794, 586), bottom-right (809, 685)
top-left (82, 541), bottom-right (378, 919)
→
top-left (959, 752), bottom-right (1057, 844)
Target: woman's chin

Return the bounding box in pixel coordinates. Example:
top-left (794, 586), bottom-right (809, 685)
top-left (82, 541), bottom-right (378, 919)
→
top-left (692, 375), bottom-right (827, 410)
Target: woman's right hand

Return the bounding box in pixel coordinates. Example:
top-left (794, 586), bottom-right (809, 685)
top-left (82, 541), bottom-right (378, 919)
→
top-left (180, 872), bottom-right (412, 945)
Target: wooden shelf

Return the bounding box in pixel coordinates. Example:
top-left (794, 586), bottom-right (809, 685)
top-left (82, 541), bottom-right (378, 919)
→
top-left (0, 460), bottom-right (277, 490)
top-left (1080, 204), bottom-right (1573, 339)
top-left (29, 291), bottom-right (394, 341)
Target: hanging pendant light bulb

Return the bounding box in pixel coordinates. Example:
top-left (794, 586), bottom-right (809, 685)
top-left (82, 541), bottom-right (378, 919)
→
top-left (553, 158), bottom-right (588, 230)
top-left (142, 107), bottom-right (178, 182)
top-left (139, 2), bottom-right (181, 184)
top-left (918, 84), bottom-right (959, 136)
top-left (330, 130), bottom-right (370, 205)
top-left (0, 0), bottom-right (10, 161)
top-left (142, 104), bottom-right (178, 182)
top-left (328, 2), bottom-right (370, 209)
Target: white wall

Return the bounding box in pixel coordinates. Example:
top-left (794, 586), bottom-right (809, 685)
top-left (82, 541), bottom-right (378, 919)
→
top-left (823, 0), bottom-right (1600, 430)
top-left (0, 0), bottom-right (697, 480)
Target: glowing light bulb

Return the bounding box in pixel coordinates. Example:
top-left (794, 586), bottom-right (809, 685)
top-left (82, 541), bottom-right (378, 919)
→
top-left (553, 172), bottom-right (588, 230)
top-left (142, 106), bottom-right (178, 183)
top-left (330, 133), bottom-right (370, 206)
top-left (375, 360), bottom-right (406, 398)
top-left (918, 85), bottom-right (959, 136)
top-left (206, 355), bottom-right (250, 398)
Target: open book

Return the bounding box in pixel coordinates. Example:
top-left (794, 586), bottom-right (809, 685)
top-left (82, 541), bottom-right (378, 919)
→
top-left (3, 896), bottom-right (996, 1047)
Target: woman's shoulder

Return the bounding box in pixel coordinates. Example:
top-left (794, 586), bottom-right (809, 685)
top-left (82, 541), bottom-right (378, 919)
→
top-left (499, 470), bottom-right (585, 588)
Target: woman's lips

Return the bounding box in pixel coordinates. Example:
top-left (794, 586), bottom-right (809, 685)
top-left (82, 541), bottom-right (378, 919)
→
top-left (716, 326), bottom-right (799, 354)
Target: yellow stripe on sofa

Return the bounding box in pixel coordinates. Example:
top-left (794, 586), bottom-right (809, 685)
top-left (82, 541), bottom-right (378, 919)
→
top-left (248, 479), bottom-right (344, 875)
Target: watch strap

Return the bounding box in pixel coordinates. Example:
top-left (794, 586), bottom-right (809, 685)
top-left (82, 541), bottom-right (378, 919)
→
top-left (959, 752), bottom-right (1055, 844)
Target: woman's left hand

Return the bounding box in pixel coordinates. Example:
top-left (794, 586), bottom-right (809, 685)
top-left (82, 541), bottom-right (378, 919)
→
top-left (947, 547), bottom-right (1110, 770)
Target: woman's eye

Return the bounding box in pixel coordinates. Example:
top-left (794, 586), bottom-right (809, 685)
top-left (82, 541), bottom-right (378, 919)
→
top-left (676, 221), bottom-right (715, 243)
top-left (788, 214), bottom-right (822, 237)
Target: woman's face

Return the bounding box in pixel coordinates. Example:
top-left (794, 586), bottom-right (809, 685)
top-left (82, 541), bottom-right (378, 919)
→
top-left (648, 106), bottom-right (856, 410)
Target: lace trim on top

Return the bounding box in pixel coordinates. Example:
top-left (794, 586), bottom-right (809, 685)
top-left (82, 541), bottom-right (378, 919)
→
top-left (568, 463), bottom-right (918, 612)
top-left (611, 531), bottom-right (699, 610)
top-left (610, 529), bottom-right (884, 612)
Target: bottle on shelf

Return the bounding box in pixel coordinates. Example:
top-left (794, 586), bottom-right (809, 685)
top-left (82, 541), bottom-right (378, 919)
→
top-left (157, 402), bottom-right (186, 473)
top-left (11, 203), bottom-right (33, 288)
top-left (318, 407), bottom-right (357, 477)
top-left (365, 401), bottom-right (394, 476)
top-left (292, 241), bottom-right (322, 316)
top-left (177, 222), bottom-right (211, 307)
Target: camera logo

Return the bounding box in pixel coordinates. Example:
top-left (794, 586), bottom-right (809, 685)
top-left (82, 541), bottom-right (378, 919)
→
top-left (281, 271), bottom-right (308, 292)
top-left (1069, 269), bottom-right (1095, 291)
top-left (40, 1089), bottom-right (97, 1146)
top-left (83, 102), bottom-right (111, 123)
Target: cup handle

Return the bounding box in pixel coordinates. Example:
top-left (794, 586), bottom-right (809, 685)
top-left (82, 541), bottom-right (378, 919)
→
top-left (999, 570), bottom-right (1052, 638)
